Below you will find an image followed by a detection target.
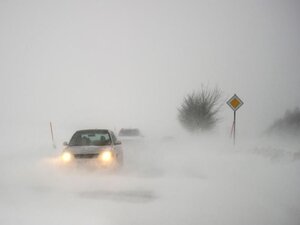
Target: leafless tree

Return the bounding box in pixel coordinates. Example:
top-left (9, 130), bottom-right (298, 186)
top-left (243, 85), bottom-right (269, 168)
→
top-left (267, 107), bottom-right (300, 137)
top-left (178, 86), bottom-right (223, 133)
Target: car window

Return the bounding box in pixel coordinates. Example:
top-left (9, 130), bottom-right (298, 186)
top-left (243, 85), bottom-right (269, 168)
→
top-left (118, 129), bottom-right (141, 136)
top-left (69, 130), bottom-right (112, 146)
top-left (110, 132), bottom-right (118, 144)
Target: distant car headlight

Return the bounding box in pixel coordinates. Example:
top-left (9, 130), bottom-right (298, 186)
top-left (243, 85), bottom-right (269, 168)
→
top-left (62, 152), bottom-right (72, 162)
top-left (100, 150), bottom-right (113, 162)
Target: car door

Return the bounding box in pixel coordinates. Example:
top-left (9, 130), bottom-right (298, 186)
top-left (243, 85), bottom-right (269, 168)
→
top-left (110, 131), bottom-right (123, 161)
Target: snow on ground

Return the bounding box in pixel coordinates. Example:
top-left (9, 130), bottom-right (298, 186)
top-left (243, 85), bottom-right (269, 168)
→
top-left (0, 136), bottom-right (300, 225)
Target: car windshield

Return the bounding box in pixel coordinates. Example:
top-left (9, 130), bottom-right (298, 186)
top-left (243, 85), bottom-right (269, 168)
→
top-left (69, 130), bottom-right (112, 146)
top-left (118, 129), bottom-right (141, 136)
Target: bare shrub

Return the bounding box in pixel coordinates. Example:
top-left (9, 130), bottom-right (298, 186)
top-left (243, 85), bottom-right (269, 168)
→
top-left (267, 107), bottom-right (300, 137)
top-left (178, 86), bottom-right (223, 133)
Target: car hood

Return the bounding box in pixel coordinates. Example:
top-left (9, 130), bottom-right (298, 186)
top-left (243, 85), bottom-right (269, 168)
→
top-left (64, 145), bottom-right (111, 155)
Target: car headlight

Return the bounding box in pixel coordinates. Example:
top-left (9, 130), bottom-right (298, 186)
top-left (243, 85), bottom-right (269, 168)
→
top-left (100, 150), bottom-right (113, 162)
top-left (62, 152), bottom-right (73, 162)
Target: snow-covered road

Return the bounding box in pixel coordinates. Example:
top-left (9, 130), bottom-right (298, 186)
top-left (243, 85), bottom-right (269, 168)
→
top-left (1, 138), bottom-right (300, 225)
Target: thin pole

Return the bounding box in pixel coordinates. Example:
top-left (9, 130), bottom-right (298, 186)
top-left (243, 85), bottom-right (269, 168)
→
top-left (233, 110), bottom-right (236, 145)
top-left (50, 122), bottom-right (56, 148)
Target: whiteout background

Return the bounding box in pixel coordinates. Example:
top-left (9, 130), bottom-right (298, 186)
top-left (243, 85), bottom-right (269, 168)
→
top-left (0, 1), bottom-right (300, 225)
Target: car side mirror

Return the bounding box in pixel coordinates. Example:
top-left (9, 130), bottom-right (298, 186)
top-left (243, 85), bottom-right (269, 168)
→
top-left (115, 140), bottom-right (122, 145)
top-left (63, 141), bottom-right (69, 146)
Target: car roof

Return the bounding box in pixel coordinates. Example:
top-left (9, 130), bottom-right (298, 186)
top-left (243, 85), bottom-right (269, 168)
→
top-left (75, 129), bottom-right (111, 133)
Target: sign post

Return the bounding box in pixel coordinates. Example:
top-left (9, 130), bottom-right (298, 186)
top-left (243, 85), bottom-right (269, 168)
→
top-left (227, 94), bottom-right (244, 145)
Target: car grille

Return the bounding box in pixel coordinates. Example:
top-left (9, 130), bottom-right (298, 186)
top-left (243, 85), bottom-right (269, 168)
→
top-left (74, 153), bottom-right (99, 159)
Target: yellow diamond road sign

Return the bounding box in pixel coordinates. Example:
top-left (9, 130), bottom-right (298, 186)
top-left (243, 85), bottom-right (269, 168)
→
top-left (227, 94), bottom-right (244, 111)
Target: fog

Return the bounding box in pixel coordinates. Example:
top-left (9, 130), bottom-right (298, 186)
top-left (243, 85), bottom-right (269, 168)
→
top-left (0, 0), bottom-right (300, 224)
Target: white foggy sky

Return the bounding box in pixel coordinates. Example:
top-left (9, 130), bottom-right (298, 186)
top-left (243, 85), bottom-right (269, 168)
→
top-left (0, 0), bottom-right (299, 136)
